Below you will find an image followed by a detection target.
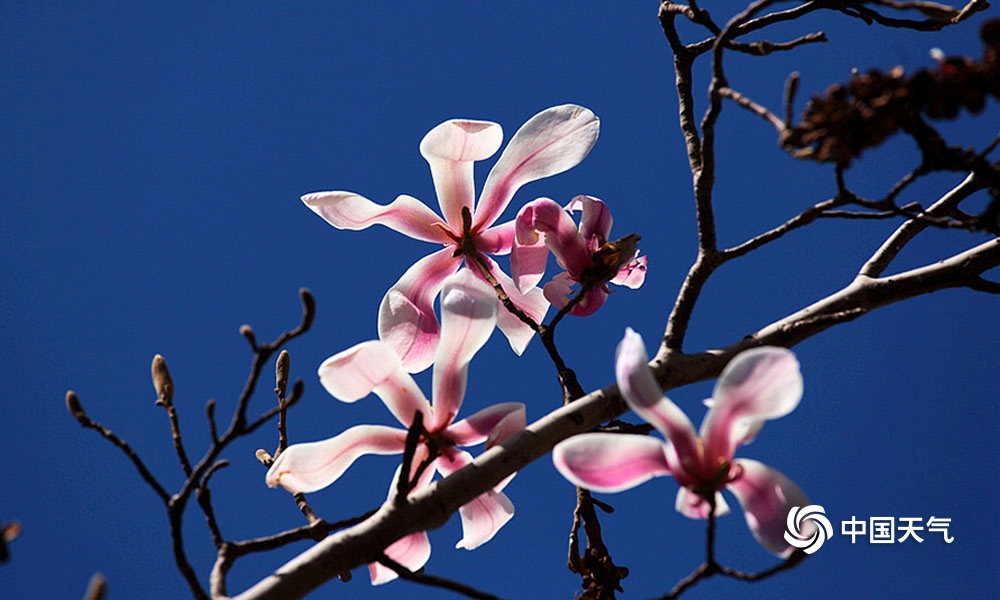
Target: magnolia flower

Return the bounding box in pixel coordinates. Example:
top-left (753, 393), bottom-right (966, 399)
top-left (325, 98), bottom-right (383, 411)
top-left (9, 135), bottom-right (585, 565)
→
top-left (512, 195), bottom-right (646, 316)
top-left (302, 105), bottom-right (600, 372)
top-left (266, 270), bottom-right (526, 584)
top-left (553, 328), bottom-right (810, 557)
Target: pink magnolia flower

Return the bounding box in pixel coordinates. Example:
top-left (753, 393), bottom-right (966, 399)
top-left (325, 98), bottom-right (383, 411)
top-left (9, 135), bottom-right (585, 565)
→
top-left (266, 270), bottom-right (526, 584)
top-left (512, 195), bottom-right (647, 316)
top-left (553, 328), bottom-right (810, 557)
top-left (302, 105), bottom-right (601, 372)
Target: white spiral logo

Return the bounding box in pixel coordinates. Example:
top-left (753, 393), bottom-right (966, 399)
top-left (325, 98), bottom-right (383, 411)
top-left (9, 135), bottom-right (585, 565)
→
top-left (784, 505), bottom-right (833, 554)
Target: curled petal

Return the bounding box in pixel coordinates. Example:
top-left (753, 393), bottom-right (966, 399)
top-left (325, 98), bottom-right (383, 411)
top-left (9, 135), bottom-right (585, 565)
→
top-left (369, 532), bottom-right (432, 585)
top-left (436, 448), bottom-right (515, 549)
top-left (675, 487), bottom-right (730, 519)
top-left (301, 192), bottom-right (449, 244)
top-left (420, 119), bottom-right (503, 227)
top-left (510, 234), bottom-right (549, 291)
top-left (552, 433), bottom-right (671, 493)
top-left (568, 286), bottom-right (608, 317)
top-left (567, 195), bottom-right (613, 245)
top-left (541, 271), bottom-right (575, 311)
top-left (430, 270), bottom-right (498, 429)
top-left (727, 459), bottom-right (810, 557)
top-left (484, 405), bottom-right (526, 450)
top-left (476, 105), bottom-right (600, 230)
top-left (701, 347), bottom-right (803, 463)
top-left (318, 340), bottom-right (430, 427)
top-left (610, 253), bottom-right (647, 289)
top-left (480, 256), bottom-right (548, 355)
top-left (378, 248), bottom-right (462, 373)
top-left (615, 329), bottom-right (700, 470)
top-left (264, 425), bottom-right (407, 494)
top-left (455, 491), bottom-right (515, 550)
top-left (445, 402), bottom-right (525, 447)
top-left (515, 198), bottom-right (590, 275)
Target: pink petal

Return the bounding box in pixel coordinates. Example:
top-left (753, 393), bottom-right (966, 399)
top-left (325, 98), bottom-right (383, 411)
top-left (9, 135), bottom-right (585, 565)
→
top-left (474, 219), bottom-right (515, 255)
top-left (727, 459), bottom-right (810, 557)
top-left (318, 340), bottom-right (431, 427)
top-left (701, 347), bottom-right (803, 464)
top-left (552, 433), bottom-right (671, 493)
top-left (674, 487), bottom-right (730, 519)
top-left (420, 119), bottom-right (503, 229)
top-left (436, 448), bottom-right (515, 550)
top-left (610, 253), bottom-right (647, 289)
top-left (515, 198), bottom-right (591, 275)
top-left (378, 248), bottom-right (462, 373)
top-left (510, 234), bottom-right (549, 291)
top-left (615, 329), bottom-right (701, 472)
top-left (264, 425), bottom-right (408, 494)
top-left (479, 256), bottom-right (548, 355)
top-left (368, 531), bottom-right (432, 585)
top-left (484, 405), bottom-right (526, 450)
top-left (429, 270), bottom-right (498, 430)
top-left (445, 402), bottom-right (525, 447)
top-left (568, 287), bottom-right (609, 317)
top-left (476, 105), bottom-right (600, 230)
top-left (301, 191), bottom-right (450, 244)
top-left (541, 271), bottom-right (575, 310)
top-left (567, 195), bottom-right (613, 245)
top-left (541, 272), bottom-right (610, 317)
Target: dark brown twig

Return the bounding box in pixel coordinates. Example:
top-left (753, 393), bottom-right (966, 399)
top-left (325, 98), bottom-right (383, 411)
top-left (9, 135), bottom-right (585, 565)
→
top-left (375, 553), bottom-right (504, 600)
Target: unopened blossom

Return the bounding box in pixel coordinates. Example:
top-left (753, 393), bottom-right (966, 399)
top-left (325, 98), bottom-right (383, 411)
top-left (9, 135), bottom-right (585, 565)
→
top-left (302, 105), bottom-right (600, 372)
top-left (266, 270), bottom-right (525, 584)
top-left (553, 328), bottom-right (810, 557)
top-left (512, 195), bottom-right (647, 316)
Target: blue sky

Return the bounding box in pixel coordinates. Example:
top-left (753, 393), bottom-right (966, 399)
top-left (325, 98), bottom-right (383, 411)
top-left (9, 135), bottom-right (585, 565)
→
top-left (2, 3), bottom-right (998, 599)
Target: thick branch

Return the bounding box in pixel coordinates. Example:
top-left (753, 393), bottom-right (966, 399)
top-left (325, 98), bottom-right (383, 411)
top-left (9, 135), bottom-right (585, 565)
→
top-left (226, 237), bottom-right (998, 600)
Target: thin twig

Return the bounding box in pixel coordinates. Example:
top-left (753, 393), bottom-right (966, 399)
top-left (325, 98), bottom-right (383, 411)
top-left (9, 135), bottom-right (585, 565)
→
top-left (375, 553), bottom-right (504, 600)
top-left (718, 86), bottom-right (786, 133)
top-left (65, 391), bottom-right (171, 504)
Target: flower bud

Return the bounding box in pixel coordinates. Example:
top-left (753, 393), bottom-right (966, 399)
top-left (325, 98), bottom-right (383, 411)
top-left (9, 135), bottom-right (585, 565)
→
top-left (66, 390), bottom-right (88, 424)
top-left (151, 355), bottom-right (174, 407)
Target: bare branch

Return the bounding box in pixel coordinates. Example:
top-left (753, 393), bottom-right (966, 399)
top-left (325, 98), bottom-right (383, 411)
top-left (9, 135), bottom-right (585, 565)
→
top-left (65, 391), bottom-right (171, 504)
top-left (860, 172), bottom-right (985, 277)
top-left (718, 87), bottom-right (786, 133)
top-left (375, 553), bottom-right (503, 600)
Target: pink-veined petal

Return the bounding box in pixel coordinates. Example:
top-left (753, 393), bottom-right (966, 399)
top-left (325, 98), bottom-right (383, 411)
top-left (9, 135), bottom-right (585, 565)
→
top-left (475, 220), bottom-right (515, 255)
top-left (727, 459), bottom-right (810, 557)
top-left (476, 105), bottom-right (600, 229)
top-left (318, 340), bottom-right (431, 427)
top-left (264, 425), bottom-right (408, 494)
top-left (610, 253), bottom-right (647, 289)
top-left (615, 329), bottom-right (701, 473)
top-left (516, 197), bottom-right (590, 275)
top-left (378, 248), bottom-right (462, 373)
top-left (368, 532), bottom-right (432, 585)
top-left (567, 195), bottom-right (613, 245)
top-left (552, 433), bottom-right (671, 493)
top-left (675, 487), bottom-right (730, 519)
top-left (445, 402), bottom-right (525, 447)
top-left (479, 256), bottom-right (549, 355)
top-left (510, 233), bottom-right (549, 291)
top-left (301, 191), bottom-right (450, 244)
top-left (701, 347), bottom-right (803, 463)
top-left (568, 286), bottom-right (608, 317)
top-left (542, 271), bottom-right (575, 310)
top-left (420, 119), bottom-right (503, 228)
top-left (485, 405), bottom-right (526, 450)
top-left (430, 270), bottom-right (498, 429)
top-left (436, 448), bottom-right (515, 549)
